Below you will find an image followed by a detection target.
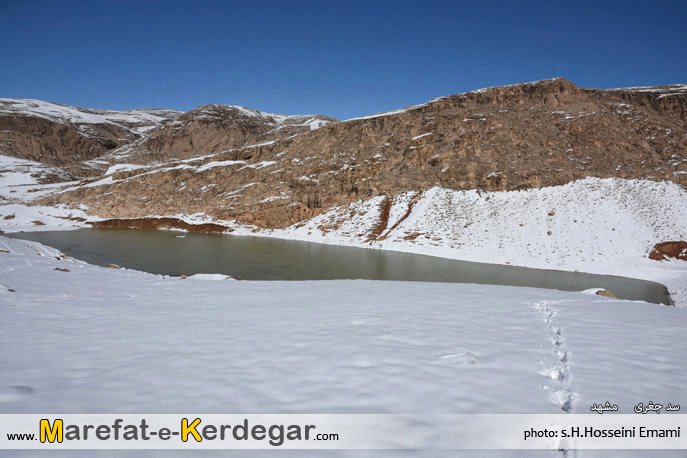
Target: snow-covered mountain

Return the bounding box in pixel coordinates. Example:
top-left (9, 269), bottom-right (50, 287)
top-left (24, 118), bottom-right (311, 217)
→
top-left (0, 98), bottom-right (336, 174)
top-left (21, 78), bottom-right (683, 231)
top-left (0, 98), bottom-right (182, 131)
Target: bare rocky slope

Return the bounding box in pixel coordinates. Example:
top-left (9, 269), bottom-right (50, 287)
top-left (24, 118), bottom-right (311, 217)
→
top-left (2, 79), bottom-right (686, 229)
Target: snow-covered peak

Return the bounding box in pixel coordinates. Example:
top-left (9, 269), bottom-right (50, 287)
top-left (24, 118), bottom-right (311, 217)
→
top-left (0, 98), bottom-right (182, 134)
top-left (0, 99), bottom-right (337, 136)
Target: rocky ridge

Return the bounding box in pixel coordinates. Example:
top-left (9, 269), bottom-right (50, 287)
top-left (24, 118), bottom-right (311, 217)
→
top-left (1, 79), bottom-right (686, 229)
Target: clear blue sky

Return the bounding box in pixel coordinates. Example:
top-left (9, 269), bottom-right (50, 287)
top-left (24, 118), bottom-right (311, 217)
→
top-left (1, 0), bottom-right (685, 119)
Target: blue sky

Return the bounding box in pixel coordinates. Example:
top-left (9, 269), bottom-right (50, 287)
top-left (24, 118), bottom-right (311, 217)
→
top-left (1, 0), bottom-right (685, 119)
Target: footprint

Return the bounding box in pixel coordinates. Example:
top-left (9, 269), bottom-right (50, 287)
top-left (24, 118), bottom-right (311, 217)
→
top-left (550, 389), bottom-right (574, 412)
top-left (540, 366), bottom-right (566, 381)
top-left (535, 301), bottom-right (576, 413)
top-left (0, 386), bottom-right (34, 403)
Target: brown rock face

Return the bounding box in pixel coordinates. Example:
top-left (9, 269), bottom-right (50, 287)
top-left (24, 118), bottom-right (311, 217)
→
top-left (136, 105), bottom-right (337, 162)
top-left (5, 79), bottom-right (687, 229)
top-left (0, 115), bottom-right (130, 167)
top-left (649, 241), bottom-right (687, 261)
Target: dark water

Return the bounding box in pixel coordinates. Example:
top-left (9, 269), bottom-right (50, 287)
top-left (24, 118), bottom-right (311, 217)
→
top-left (8, 228), bottom-right (671, 304)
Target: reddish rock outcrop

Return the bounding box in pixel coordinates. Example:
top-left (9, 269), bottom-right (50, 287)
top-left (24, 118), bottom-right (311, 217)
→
top-left (91, 217), bottom-right (232, 233)
top-left (649, 241), bottom-right (687, 261)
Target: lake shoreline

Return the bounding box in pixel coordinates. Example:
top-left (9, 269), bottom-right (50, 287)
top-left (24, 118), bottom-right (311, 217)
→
top-left (7, 227), bottom-right (674, 306)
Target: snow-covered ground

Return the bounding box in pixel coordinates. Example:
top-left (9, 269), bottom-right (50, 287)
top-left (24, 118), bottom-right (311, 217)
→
top-left (1, 235), bottom-right (686, 457)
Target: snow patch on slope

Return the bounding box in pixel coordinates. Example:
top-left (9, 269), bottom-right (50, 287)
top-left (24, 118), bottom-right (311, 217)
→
top-left (0, 154), bottom-right (80, 202)
top-left (0, 203), bottom-right (93, 232)
top-left (0, 98), bottom-right (181, 134)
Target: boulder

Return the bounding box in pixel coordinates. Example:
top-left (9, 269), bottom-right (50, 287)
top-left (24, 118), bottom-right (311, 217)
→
top-left (649, 241), bottom-right (687, 261)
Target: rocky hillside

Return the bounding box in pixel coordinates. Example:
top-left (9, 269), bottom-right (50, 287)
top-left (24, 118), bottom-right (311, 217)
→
top-left (27, 78), bottom-right (685, 228)
top-left (0, 99), bottom-right (184, 176)
top-left (116, 104), bottom-right (337, 164)
top-left (35, 78), bottom-right (687, 227)
top-left (0, 98), bottom-right (335, 179)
